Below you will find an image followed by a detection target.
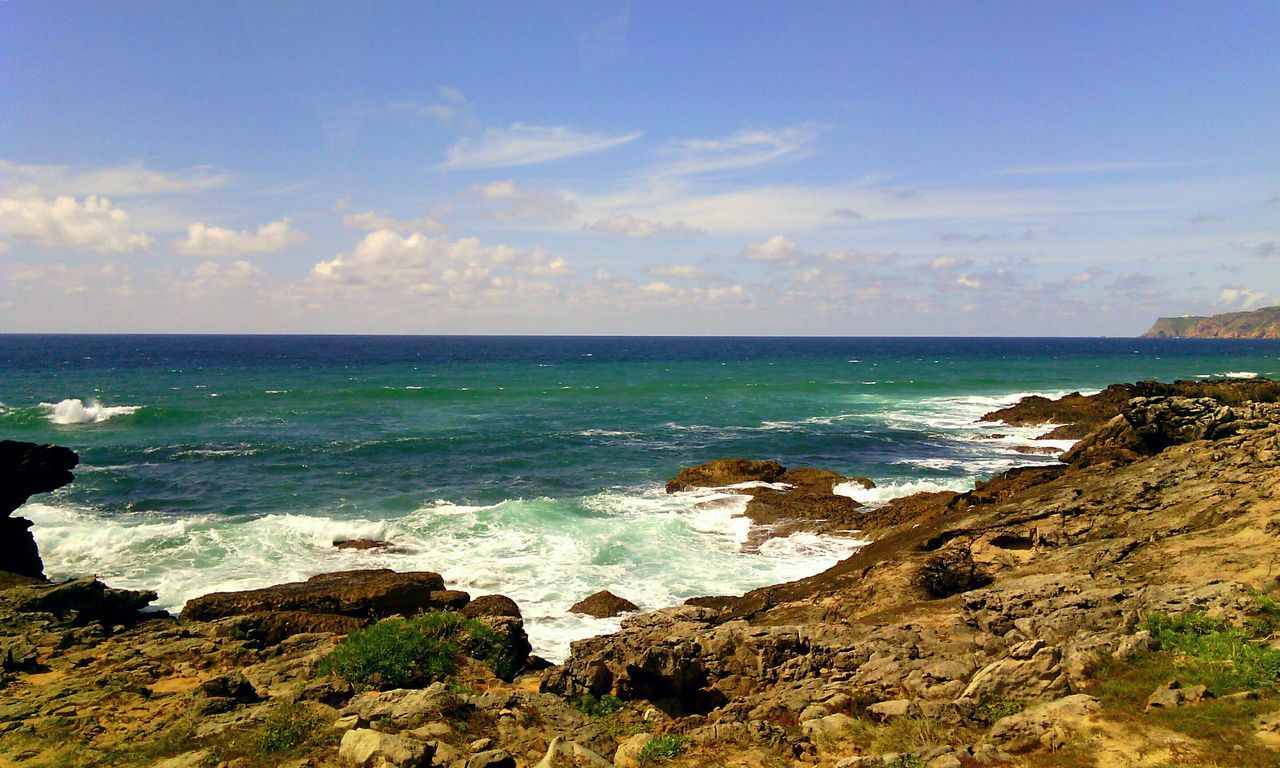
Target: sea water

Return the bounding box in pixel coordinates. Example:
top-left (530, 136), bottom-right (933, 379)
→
top-left (3, 335), bottom-right (1279, 659)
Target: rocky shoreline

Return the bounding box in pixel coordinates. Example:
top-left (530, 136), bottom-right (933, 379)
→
top-left (3, 379), bottom-right (1280, 767)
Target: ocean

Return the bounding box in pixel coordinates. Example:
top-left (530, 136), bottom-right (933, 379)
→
top-left (3, 335), bottom-right (1279, 659)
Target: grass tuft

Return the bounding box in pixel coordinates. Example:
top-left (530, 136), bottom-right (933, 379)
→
top-left (638, 734), bottom-right (689, 765)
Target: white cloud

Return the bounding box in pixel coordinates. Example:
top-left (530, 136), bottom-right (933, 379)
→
top-left (1219, 283), bottom-right (1269, 309)
top-left (311, 230), bottom-right (572, 299)
top-left (1, 261), bottom-right (134, 297)
top-left (586, 212), bottom-right (702, 239)
top-left (1069, 267), bottom-right (1105, 283)
top-left (479, 180), bottom-right (578, 221)
top-left (821, 249), bottom-right (896, 265)
top-left (340, 208), bottom-right (449, 234)
top-left (741, 234), bottom-right (800, 262)
top-left (186, 260), bottom-right (266, 294)
top-left (439, 124), bottom-right (642, 170)
top-left (646, 264), bottom-right (710, 280)
top-left (956, 275), bottom-right (983, 289)
top-left (929, 255), bottom-right (973, 271)
top-left (0, 195), bottom-right (152, 253)
top-left (173, 218), bottom-right (307, 256)
top-left (0, 159), bottom-right (228, 197)
top-left (655, 125), bottom-right (822, 177)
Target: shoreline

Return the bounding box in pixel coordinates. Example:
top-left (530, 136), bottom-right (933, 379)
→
top-left (4, 377), bottom-right (1280, 767)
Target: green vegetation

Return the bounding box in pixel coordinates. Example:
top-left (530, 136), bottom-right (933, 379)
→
top-left (253, 702), bottom-right (323, 754)
top-left (974, 695), bottom-right (1024, 724)
top-left (1145, 611), bottom-right (1280, 692)
top-left (568, 692), bottom-right (625, 718)
top-left (318, 611), bottom-right (516, 689)
top-left (888, 756), bottom-right (927, 768)
top-left (638, 734), bottom-right (690, 764)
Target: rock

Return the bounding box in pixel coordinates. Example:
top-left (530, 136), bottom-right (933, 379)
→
top-left (927, 755), bottom-right (963, 768)
top-left (988, 694), bottom-right (1100, 753)
top-left (665, 458), bottom-right (786, 492)
top-left (612, 733), bottom-right (656, 768)
top-left (151, 751), bottom-right (213, 768)
top-left (800, 712), bottom-right (859, 739)
top-left (342, 687), bottom-right (453, 729)
top-left (915, 548), bottom-right (993, 598)
top-left (1145, 680), bottom-right (1212, 712)
top-left (297, 675), bottom-right (355, 707)
top-left (0, 634), bottom-right (38, 670)
top-left (199, 672), bottom-right (260, 703)
top-left (570, 590), bottom-right (639, 618)
top-left (0, 441), bottom-right (79, 579)
top-left (534, 736), bottom-right (612, 768)
top-left (7, 576), bottom-right (158, 627)
top-left (338, 728), bottom-right (432, 768)
top-left (461, 594), bottom-right (522, 619)
top-left (221, 610), bottom-right (368, 645)
top-left (866, 699), bottom-right (915, 721)
top-left (181, 569), bottom-right (452, 622)
top-left (466, 749), bottom-right (515, 768)
top-left (1255, 709), bottom-right (1280, 747)
top-left (333, 539), bottom-right (395, 551)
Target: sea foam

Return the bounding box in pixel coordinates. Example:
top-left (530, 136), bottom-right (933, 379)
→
top-left (40, 398), bottom-right (140, 425)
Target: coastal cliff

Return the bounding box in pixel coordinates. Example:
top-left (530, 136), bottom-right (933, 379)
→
top-left (1143, 305), bottom-right (1280, 338)
top-left (3, 380), bottom-right (1280, 767)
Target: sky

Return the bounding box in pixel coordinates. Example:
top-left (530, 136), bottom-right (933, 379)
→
top-left (1, 1), bottom-right (1277, 336)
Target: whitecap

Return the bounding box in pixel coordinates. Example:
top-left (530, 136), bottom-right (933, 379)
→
top-left (834, 478), bottom-right (973, 506)
top-left (1223, 371), bottom-right (1259, 379)
top-left (39, 398), bottom-right (140, 425)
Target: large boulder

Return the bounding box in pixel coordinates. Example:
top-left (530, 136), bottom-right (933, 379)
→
top-left (4, 576), bottom-right (158, 627)
top-left (181, 569), bottom-right (456, 622)
top-left (665, 458), bottom-right (785, 493)
top-left (0, 441), bottom-right (79, 579)
top-left (570, 590), bottom-right (638, 618)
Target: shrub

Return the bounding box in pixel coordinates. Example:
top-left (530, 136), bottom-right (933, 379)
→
top-left (319, 611), bottom-right (515, 690)
top-left (569, 692), bottom-right (625, 718)
top-left (638, 734), bottom-right (689, 764)
top-left (254, 702), bottom-right (322, 754)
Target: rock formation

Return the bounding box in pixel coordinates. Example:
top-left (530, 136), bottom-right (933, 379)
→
top-left (569, 590), bottom-right (639, 618)
top-left (0, 440), bottom-right (79, 582)
top-left (1143, 305), bottom-right (1280, 338)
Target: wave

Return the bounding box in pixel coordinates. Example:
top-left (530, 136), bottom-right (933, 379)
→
top-left (39, 398), bottom-right (140, 425)
top-left (834, 477), bottom-right (974, 506)
top-left (26, 486), bottom-right (868, 663)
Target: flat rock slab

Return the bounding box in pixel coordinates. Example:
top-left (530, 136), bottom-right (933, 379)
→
top-left (181, 569), bottom-right (449, 621)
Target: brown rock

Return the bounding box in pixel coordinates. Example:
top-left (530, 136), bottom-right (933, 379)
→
top-left (334, 539), bottom-right (395, 551)
top-left (181, 569), bottom-right (450, 622)
top-left (665, 458), bottom-right (785, 493)
top-left (461, 594), bottom-right (522, 619)
top-left (570, 590), bottom-right (639, 618)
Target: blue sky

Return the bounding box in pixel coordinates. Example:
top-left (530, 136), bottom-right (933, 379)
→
top-left (1, 1), bottom-right (1276, 334)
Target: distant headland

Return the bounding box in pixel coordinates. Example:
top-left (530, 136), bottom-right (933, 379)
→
top-left (1143, 305), bottom-right (1280, 338)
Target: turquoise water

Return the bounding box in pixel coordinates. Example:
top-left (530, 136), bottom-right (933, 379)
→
top-left (3, 335), bottom-right (1279, 657)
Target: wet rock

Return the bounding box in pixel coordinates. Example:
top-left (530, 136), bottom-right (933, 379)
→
top-left (333, 539), bottom-right (395, 551)
top-left (570, 590), bottom-right (639, 618)
top-left (461, 594), bottom-right (522, 619)
top-left (665, 458), bottom-right (785, 492)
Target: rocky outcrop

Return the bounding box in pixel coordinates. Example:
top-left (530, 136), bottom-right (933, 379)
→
top-left (666, 459), bottom-right (874, 541)
top-left (569, 590), bottom-right (639, 618)
top-left (0, 440), bottom-right (79, 580)
top-left (545, 380), bottom-right (1280, 764)
top-left (181, 568), bottom-right (453, 622)
top-left (1143, 305), bottom-right (1280, 338)
top-left (665, 458), bottom-right (785, 492)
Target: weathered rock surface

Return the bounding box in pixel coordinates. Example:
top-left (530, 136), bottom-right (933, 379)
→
top-left (569, 590), bottom-right (639, 618)
top-left (1144, 305), bottom-right (1280, 338)
top-left (181, 569), bottom-right (453, 622)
